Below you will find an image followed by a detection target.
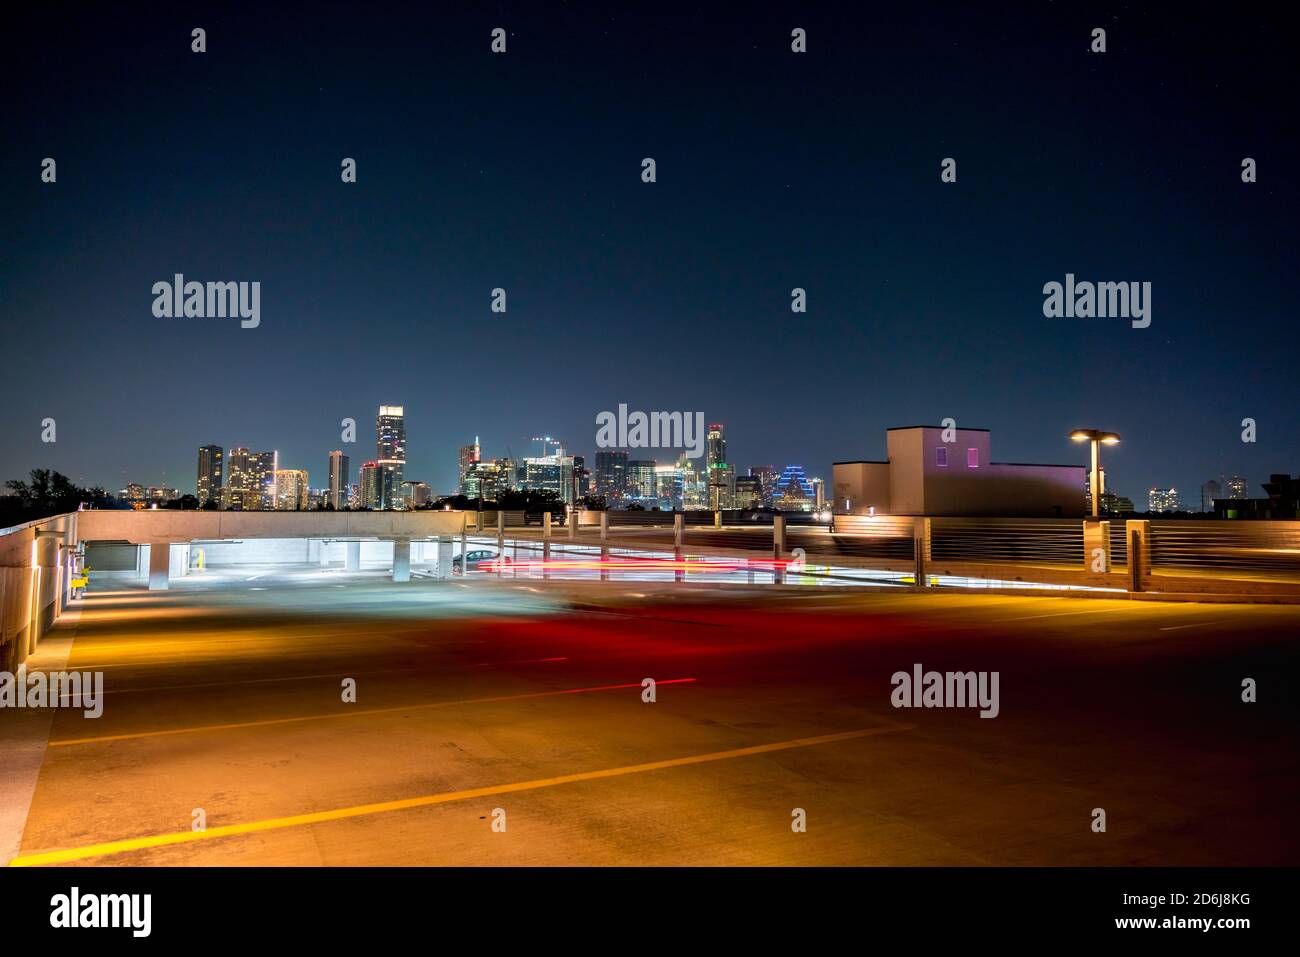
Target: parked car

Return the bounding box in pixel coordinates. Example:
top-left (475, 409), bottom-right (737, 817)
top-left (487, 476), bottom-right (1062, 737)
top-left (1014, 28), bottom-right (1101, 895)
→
top-left (452, 549), bottom-right (508, 571)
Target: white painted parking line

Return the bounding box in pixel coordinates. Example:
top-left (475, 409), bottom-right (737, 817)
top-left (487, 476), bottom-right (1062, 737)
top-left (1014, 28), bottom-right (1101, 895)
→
top-left (993, 606), bottom-right (1127, 622)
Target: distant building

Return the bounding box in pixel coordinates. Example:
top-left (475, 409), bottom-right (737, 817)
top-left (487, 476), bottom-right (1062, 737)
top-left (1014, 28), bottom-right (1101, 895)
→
top-left (1099, 491), bottom-right (1135, 515)
top-left (359, 461), bottom-right (381, 509)
top-left (1214, 474), bottom-right (1300, 520)
top-left (464, 459), bottom-right (510, 501)
top-left (458, 438), bottom-right (481, 492)
top-left (833, 426), bottom-right (1085, 518)
top-left (376, 405), bottom-right (406, 509)
top-left (401, 481), bottom-right (433, 508)
top-left (775, 465), bottom-right (814, 511)
top-left (1225, 475), bottom-right (1249, 499)
top-left (252, 452), bottom-right (278, 509)
top-left (274, 470), bottom-right (308, 510)
top-left (520, 456), bottom-right (563, 500)
top-left (706, 423), bottom-right (734, 509)
top-left (1148, 487), bottom-right (1180, 513)
top-left (749, 466), bottom-right (779, 507)
top-left (734, 475), bottom-right (762, 509)
top-left (811, 476), bottom-right (825, 510)
top-left (1200, 479), bottom-right (1221, 513)
top-left (222, 448), bottom-right (276, 510)
top-left (328, 451), bottom-right (350, 510)
top-left (594, 450), bottom-right (628, 500)
top-left (197, 445), bottom-right (223, 507)
top-left (626, 460), bottom-right (658, 501)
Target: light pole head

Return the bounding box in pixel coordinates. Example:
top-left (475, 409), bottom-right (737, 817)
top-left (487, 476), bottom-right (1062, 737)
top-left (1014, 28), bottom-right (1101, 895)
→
top-left (1070, 428), bottom-right (1120, 444)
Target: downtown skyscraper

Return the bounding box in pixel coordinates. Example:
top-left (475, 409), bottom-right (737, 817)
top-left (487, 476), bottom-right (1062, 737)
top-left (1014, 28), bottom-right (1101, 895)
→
top-left (706, 423), bottom-right (735, 510)
top-left (328, 450), bottom-right (350, 510)
top-left (458, 437), bottom-right (481, 492)
top-left (197, 445), bottom-right (223, 508)
top-left (376, 405), bottom-right (406, 509)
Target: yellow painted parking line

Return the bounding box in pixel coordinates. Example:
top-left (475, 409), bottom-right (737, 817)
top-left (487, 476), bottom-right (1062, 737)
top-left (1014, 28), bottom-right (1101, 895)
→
top-left (48, 678), bottom-right (698, 748)
top-left (11, 723), bottom-right (911, 867)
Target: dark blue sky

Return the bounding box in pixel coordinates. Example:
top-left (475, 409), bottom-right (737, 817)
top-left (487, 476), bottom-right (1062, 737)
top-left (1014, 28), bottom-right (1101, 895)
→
top-left (3, 2), bottom-right (1296, 501)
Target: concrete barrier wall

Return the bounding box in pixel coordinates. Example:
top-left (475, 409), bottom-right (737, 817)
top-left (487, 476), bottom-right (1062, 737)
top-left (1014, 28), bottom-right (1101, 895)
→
top-left (77, 509), bottom-right (469, 544)
top-left (0, 513), bottom-right (77, 670)
top-left (0, 564), bottom-right (37, 671)
top-left (197, 539), bottom-right (399, 566)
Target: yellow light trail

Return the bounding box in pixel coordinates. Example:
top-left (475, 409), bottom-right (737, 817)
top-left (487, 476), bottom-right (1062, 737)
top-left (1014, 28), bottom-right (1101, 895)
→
top-left (11, 723), bottom-right (912, 867)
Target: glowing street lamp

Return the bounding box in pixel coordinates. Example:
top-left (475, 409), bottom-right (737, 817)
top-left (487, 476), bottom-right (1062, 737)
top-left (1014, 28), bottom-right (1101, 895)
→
top-left (1070, 429), bottom-right (1121, 518)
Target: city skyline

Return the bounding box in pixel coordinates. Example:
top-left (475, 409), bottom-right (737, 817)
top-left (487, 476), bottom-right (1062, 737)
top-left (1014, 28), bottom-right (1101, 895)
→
top-left (3, 6), bottom-right (1296, 505)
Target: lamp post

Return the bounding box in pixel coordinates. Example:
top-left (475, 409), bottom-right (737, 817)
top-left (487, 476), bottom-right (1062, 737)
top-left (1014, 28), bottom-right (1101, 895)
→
top-left (1070, 429), bottom-right (1121, 518)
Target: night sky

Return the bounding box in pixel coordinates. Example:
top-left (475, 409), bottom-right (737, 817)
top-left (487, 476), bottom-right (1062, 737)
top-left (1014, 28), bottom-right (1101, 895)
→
top-left (3, 2), bottom-right (1296, 502)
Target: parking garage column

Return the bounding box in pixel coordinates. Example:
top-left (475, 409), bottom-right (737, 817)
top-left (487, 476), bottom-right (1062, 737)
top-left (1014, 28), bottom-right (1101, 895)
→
top-left (1126, 520), bottom-right (1150, 591)
top-left (1083, 519), bottom-right (1111, 575)
top-left (148, 542), bottom-right (171, 590)
top-left (392, 538), bottom-right (411, 583)
top-left (674, 513), bottom-right (684, 548)
top-left (437, 536), bottom-right (453, 579)
top-left (34, 532), bottom-right (60, 637)
top-left (912, 518), bottom-right (931, 588)
top-left (345, 540), bottom-right (361, 571)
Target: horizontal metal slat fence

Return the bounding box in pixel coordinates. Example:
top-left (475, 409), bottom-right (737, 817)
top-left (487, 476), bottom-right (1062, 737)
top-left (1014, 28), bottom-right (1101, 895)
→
top-left (1149, 520), bottom-right (1300, 573)
top-left (931, 518), bottom-right (1084, 566)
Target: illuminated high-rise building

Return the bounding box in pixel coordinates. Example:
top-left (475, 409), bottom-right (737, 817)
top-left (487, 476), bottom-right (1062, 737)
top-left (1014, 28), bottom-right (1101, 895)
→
top-left (252, 451), bottom-right (278, 509)
top-left (328, 451), bottom-right (350, 510)
top-left (359, 461), bottom-right (381, 509)
top-left (594, 450), bottom-right (628, 500)
top-left (1225, 475), bottom-right (1249, 499)
top-left (464, 460), bottom-right (509, 502)
top-left (706, 423), bottom-right (734, 509)
top-left (749, 466), bottom-right (779, 507)
top-left (223, 448), bottom-right (275, 510)
top-left (274, 469), bottom-right (308, 510)
top-left (376, 405), bottom-right (406, 509)
top-left (707, 423), bottom-right (726, 469)
top-left (197, 445), bottom-right (223, 508)
top-left (1148, 487), bottom-right (1180, 513)
top-left (627, 460), bottom-right (658, 501)
top-left (458, 438), bottom-right (481, 492)
top-left (223, 448), bottom-right (252, 510)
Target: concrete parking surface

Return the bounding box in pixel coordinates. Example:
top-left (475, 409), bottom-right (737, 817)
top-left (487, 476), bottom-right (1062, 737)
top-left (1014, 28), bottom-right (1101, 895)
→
top-left (6, 565), bottom-right (1297, 866)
